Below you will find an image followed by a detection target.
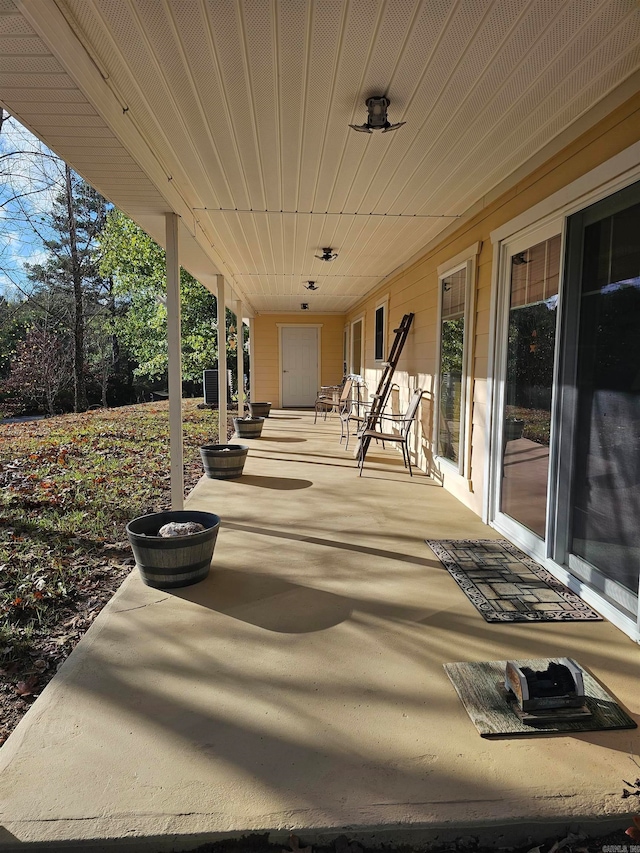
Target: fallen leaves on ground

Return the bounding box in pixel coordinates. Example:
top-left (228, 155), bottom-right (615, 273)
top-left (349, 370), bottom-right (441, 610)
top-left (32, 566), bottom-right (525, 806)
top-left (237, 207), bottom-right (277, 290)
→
top-left (0, 400), bottom-right (232, 745)
top-left (283, 835), bottom-right (312, 853)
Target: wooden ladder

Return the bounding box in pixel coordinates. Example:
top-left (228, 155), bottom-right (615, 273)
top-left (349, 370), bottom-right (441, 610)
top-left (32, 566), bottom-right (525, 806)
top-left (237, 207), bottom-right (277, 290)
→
top-left (355, 312), bottom-right (414, 459)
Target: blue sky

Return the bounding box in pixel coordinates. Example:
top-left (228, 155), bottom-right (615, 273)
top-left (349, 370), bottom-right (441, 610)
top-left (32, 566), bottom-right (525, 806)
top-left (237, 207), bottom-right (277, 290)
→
top-left (0, 114), bottom-right (65, 300)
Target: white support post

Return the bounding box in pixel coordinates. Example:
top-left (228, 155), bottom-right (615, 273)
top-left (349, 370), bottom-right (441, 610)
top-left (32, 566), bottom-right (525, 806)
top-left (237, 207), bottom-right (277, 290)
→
top-left (248, 318), bottom-right (254, 403)
top-left (216, 275), bottom-right (227, 444)
top-left (236, 300), bottom-right (244, 417)
top-left (165, 212), bottom-right (183, 510)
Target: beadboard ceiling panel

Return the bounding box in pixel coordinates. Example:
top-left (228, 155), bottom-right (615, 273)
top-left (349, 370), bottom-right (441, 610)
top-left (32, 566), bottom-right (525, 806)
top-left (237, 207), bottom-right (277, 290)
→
top-left (2, 0), bottom-right (640, 315)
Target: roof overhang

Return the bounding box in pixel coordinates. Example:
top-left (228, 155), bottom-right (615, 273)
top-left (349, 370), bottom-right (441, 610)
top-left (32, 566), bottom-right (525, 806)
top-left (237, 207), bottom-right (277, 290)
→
top-left (1, 0), bottom-right (639, 315)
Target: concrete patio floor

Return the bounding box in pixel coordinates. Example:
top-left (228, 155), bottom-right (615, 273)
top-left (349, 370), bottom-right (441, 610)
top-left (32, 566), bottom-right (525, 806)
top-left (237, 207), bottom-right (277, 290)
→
top-left (0, 411), bottom-right (638, 852)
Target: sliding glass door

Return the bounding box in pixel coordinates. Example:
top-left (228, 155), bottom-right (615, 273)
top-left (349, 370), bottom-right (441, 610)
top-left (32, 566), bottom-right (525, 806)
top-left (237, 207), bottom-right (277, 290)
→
top-left (556, 183), bottom-right (640, 620)
top-left (491, 223), bottom-right (562, 559)
top-left (491, 181), bottom-right (640, 634)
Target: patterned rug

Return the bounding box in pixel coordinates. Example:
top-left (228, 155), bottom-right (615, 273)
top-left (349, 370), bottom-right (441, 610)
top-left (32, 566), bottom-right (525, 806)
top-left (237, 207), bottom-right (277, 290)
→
top-left (426, 539), bottom-right (602, 622)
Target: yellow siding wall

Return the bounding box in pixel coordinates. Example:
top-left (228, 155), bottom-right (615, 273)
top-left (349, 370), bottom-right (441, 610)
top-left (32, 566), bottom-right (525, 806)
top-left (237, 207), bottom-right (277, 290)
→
top-left (345, 91), bottom-right (640, 516)
top-left (252, 314), bottom-right (345, 406)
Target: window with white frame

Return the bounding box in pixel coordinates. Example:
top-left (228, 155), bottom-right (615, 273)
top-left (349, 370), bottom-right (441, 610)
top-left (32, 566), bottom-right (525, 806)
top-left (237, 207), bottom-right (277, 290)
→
top-left (351, 318), bottom-right (363, 376)
top-left (435, 243), bottom-right (479, 471)
top-left (437, 267), bottom-right (468, 465)
top-left (374, 301), bottom-right (386, 361)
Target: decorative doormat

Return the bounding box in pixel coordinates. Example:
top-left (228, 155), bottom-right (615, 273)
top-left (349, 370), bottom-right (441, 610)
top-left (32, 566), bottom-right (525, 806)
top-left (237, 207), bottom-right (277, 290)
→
top-left (425, 539), bottom-right (602, 622)
top-left (444, 658), bottom-right (637, 738)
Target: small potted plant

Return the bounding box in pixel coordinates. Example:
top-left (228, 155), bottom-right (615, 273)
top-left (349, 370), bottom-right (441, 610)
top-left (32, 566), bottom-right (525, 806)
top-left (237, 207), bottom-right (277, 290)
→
top-left (126, 510), bottom-right (221, 589)
top-left (200, 443), bottom-right (249, 479)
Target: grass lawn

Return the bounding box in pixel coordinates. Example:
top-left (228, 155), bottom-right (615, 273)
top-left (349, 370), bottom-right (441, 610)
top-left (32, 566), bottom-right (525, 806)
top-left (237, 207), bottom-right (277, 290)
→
top-left (504, 405), bottom-right (551, 445)
top-left (0, 399), bottom-right (229, 744)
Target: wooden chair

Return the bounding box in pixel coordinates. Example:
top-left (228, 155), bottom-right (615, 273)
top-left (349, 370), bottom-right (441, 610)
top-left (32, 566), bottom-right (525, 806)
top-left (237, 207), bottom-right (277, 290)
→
top-left (314, 377), bottom-right (353, 423)
top-left (357, 389), bottom-right (423, 476)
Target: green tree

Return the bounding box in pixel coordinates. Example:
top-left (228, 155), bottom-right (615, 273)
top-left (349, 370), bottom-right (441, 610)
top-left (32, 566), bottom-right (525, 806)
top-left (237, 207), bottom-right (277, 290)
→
top-left (23, 171), bottom-right (108, 411)
top-left (99, 210), bottom-right (239, 387)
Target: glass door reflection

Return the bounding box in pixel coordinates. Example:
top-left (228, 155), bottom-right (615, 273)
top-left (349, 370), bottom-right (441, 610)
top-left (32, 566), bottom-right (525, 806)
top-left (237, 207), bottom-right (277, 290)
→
top-left (568, 199), bottom-right (640, 608)
top-left (499, 235), bottom-right (561, 539)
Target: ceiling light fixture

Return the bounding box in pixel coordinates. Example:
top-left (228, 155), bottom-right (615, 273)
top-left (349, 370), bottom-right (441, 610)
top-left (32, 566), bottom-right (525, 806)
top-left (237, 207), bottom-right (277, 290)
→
top-left (301, 302), bottom-right (309, 310)
top-left (349, 96), bottom-right (405, 134)
top-left (304, 281), bottom-right (319, 291)
top-left (315, 247), bottom-right (338, 262)
top-left (512, 252), bottom-right (529, 266)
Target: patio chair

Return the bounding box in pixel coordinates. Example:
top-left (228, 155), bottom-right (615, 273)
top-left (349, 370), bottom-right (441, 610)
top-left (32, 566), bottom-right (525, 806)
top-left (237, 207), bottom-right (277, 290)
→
top-left (343, 381), bottom-right (402, 450)
top-left (357, 389), bottom-right (423, 476)
top-left (314, 377), bottom-right (353, 423)
top-left (313, 376), bottom-right (344, 422)
top-left (338, 375), bottom-right (370, 448)
top-left (340, 395), bottom-right (372, 449)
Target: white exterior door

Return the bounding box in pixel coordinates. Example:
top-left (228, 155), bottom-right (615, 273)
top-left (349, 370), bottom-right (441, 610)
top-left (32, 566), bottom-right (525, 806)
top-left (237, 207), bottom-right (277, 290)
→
top-left (281, 326), bottom-right (319, 406)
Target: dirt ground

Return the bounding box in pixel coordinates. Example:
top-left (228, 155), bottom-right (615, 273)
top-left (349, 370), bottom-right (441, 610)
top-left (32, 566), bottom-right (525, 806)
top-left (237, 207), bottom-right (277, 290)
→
top-left (150, 827), bottom-right (639, 853)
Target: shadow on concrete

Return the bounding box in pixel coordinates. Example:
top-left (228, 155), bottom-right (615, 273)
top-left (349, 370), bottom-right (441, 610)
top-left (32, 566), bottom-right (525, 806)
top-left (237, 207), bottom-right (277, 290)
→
top-left (233, 475), bottom-right (313, 490)
top-left (0, 827), bottom-right (21, 843)
top-left (173, 568), bottom-right (352, 632)
top-left (220, 520), bottom-right (440, 568)
top-left (257, 436), bottom-right (307, 443)
top-left (248, 451), bottom-right (357, 470)
top-left (248, 447), bottom-right (436, 482)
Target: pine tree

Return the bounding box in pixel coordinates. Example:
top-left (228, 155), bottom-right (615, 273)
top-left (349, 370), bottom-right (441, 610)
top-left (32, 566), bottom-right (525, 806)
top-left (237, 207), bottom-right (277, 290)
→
top-left (24, 170), bottom-right (108, 412)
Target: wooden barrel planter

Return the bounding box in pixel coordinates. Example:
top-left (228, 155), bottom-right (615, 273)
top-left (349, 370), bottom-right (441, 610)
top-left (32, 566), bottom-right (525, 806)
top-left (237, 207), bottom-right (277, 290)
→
top-left (200, 444), bottom-right (248, 479)
top-left (249, 401), bottom-right (272, 418)
top-left (126, 510), bottom-right (221, 589)
top-left (233, 416), bottom-right (264, 439)
top-left (504, 418), bottom-right (525, 441)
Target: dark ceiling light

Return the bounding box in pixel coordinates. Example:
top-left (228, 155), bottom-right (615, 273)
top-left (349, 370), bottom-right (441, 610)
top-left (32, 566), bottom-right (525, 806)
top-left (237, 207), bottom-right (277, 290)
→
top-left (304, 281), bottom-right (319, 291)
top-left (315, 247), bottom-right (338, 262)
top-left (300, 302), bottom-right (309, 310)
top-left (512, 252), bottom-right (529, 266)
top-left (349, 96), bottom-right (405, 134)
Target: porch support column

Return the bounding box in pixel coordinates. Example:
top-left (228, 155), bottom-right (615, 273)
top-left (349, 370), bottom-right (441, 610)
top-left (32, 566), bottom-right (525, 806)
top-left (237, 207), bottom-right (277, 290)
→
top-left (248, 318), bottom-right (254, 403)
top-left (165, 212), bottom-right (183, 510)
top-left (236, 300), bottom-right (244, 417)
top-left (216, 275), bottom-right (227, 444)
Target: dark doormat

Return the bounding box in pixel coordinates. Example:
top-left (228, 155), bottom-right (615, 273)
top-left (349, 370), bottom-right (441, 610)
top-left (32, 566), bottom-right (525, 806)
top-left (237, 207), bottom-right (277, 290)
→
top-left (444, 658), bottom-right (637, 737)
top-left (426, 538), bottom-right (602, 622)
